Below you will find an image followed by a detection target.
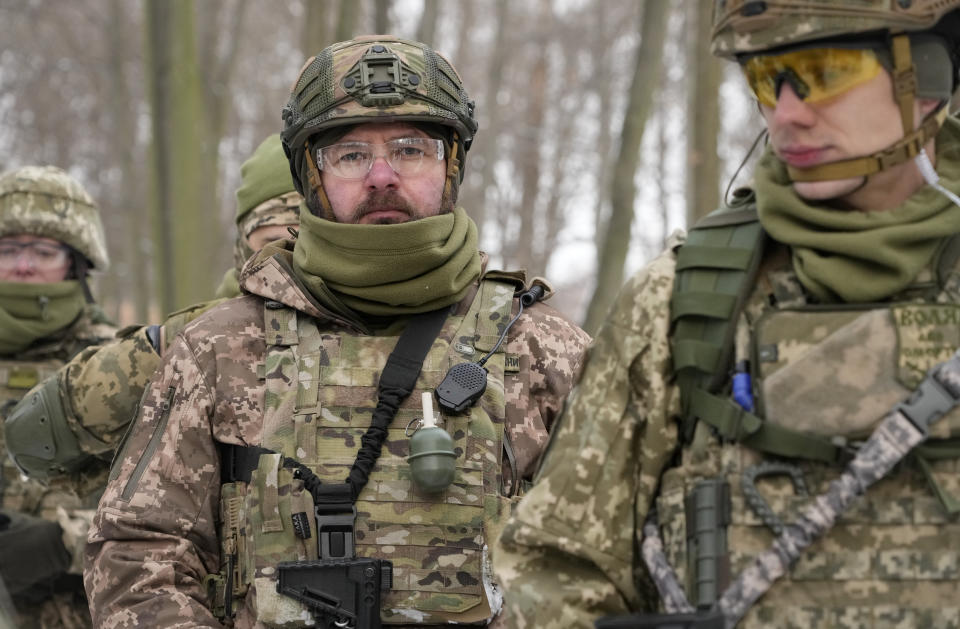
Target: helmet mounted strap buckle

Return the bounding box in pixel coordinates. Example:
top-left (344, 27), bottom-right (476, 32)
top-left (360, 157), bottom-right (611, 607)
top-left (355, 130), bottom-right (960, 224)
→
top-left (890, 32), bottom-right (917, 136)
top-left (342, 44), bottom-right (421, 108)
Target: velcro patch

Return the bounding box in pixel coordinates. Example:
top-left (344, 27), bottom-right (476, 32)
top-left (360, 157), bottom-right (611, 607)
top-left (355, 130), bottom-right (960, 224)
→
top-left (292, 511), bottom-right (311, 539)
top-left (504, 355), bottom-right (520, 373)
top-left (893, 304), bottom-right (960, 388)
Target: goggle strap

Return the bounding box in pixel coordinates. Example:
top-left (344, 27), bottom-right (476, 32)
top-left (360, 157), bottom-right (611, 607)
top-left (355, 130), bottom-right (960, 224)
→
top-left (787, 107), bottom-right (948, 182)
top-left (891, 33), bottom-right (916, 138)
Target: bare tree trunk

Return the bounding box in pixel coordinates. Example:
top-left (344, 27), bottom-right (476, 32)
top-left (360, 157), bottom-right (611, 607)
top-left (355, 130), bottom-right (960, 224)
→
top-left (589, 5), bottom-right (626, 243)
top-left (302, 0), bottom-right (328, 55)
top-left (197, 1), bottom-right (249, 278)
top-left (460, 0), bottom-right (510, 237)
top-left (453, 0), bottom-right (474, 67)
top-left (106, 0), bottom-right (149, 322)
top-left (685, 0), bottom-right (721, 226)
top-left (510, 0), bottom-right (551, 274)
top-left (374, 0), bottom-right (391, 33)
top-left (583, 0), bottom-right (670, 334)
top-left (334, 0), bottom-right (359, 42)
top-left (417, 0), bottom-right (440, 46)
top-left (657, 95), bottom-right (670, 252)
top-left (144, 0), bottom-right (215, 313)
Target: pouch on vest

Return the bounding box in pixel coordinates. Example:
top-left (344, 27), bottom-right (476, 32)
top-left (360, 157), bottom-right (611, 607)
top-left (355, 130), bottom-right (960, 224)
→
top-left (215, 280), bottom-right (517, 626)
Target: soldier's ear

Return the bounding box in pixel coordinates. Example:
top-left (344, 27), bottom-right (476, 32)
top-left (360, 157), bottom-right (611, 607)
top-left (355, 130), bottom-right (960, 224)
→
top-left (918, 98), bottom-right (943, 117)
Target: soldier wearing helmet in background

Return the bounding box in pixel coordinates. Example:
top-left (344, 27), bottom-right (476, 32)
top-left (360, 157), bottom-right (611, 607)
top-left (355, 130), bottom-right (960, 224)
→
top-left (496, 2), bottom-right (960, 628)
top-left (0, 165), bottom-right (115, 628)
top-left (85, 36), bottom-right (589, 628)
top-left (215, 133), bottom-right (302, 299)
top-left (4, 134), bottom-right (301, 513)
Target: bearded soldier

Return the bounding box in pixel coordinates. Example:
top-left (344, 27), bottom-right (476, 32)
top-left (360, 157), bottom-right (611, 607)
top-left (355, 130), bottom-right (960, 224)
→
top-left (85, 36), bottom-right (590, 629)
top-left (5, 134), bottom-right (301, 496)
top-left (0, 166), bottom-right (115, 628)
top-left (496, 2), bottom-right (960, 628)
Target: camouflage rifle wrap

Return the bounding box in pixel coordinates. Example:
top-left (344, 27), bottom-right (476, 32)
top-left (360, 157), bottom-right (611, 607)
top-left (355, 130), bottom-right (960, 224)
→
top-left (641, 519), bottom-right (694, 615)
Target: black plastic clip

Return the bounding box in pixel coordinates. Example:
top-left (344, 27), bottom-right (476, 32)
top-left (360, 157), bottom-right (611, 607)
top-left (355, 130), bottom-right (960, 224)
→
top-left (316, 507), bottom-right (358, 561)
top-left (896, 361), bottom-right (960, 436)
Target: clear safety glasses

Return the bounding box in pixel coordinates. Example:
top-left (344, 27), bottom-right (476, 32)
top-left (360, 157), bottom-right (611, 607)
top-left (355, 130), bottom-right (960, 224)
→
top-left (0, 240), bottom-right (70, 271)
top-left (742, 47), bottom-right (883, 107)
top-left (316, 137), bottom-right (445, 180)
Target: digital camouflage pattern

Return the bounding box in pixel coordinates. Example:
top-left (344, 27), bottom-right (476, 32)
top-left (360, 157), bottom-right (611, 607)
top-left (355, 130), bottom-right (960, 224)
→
top-left (495, 234), bottom-right (682, 629)
top-left (0, 304), bottom-right (115, 629)
top-left (6, 132), bottom-right (301, 487)
top-left (496, 229), bottom-right (960, 628)
top-left (85, 247), bottom-right (589, 628)
top-left (243, 274), bottom-right (517, 626)
top-left (233, 192), bottom-right (301, 274)
top-left (640, 350), bottom-right (960, 627)
top-left (711, 0), bottom-right (960, 59)
top-left (0, 166), bottom-right (109, 270)
top-left (716, 353), bottom-right (960, 627)
top-left (1, 305), bottom-right (116, 514)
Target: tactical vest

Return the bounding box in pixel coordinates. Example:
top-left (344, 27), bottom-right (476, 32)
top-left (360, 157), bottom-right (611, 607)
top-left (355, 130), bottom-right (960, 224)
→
top-left (662, 198), bottom-right (960, 627)
top-left (1, 306), bottom-right (115, 515)
top-left (214, 277), bottom-right (520, 627)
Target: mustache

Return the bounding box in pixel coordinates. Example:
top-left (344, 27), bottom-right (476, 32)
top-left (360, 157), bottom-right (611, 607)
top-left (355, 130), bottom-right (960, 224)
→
top-left (349, 190), bottom-right (417, 223)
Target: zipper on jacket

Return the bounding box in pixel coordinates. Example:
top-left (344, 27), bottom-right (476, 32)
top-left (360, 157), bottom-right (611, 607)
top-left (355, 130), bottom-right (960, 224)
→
top-left (121, 386), bottom-right (176, 501)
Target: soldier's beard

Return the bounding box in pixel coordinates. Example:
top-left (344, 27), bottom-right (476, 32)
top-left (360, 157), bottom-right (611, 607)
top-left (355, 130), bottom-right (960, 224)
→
top-left (325, 189), bottom-right (455, 225)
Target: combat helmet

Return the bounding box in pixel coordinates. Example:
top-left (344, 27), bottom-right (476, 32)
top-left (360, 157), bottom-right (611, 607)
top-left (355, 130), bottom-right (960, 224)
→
top-left (0, 165), bottom-right (109, 271)
top-left (712, 0), bottom-right (960, 183)
top-left (281, 35), bottom-right (478, 213)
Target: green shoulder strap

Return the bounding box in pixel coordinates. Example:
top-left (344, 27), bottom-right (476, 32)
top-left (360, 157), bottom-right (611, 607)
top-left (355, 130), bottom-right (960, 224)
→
top-left (671, 191), bottom-right (766, 440)
top-left (671, 191), bottom-right (846, 464)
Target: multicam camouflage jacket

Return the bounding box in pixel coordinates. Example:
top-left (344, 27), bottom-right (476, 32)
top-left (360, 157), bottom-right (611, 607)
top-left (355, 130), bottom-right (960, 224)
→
top-left (85, 249), bottom-right (589, 628)
top-left (496, 226), bottom-right (960, 628)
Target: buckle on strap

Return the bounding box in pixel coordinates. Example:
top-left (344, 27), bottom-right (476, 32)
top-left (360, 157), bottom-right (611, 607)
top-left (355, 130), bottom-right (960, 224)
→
top-left (896, 353), bottom-right (960, 436)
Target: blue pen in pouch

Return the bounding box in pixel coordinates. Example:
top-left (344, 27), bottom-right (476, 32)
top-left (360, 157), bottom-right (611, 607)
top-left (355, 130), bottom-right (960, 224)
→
top-left (732, 314), bottom-right (754, 412)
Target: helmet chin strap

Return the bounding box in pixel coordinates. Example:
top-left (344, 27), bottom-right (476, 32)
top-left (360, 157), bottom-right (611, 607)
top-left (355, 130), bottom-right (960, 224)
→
top-left (787, 34), bottom-right (950, 184)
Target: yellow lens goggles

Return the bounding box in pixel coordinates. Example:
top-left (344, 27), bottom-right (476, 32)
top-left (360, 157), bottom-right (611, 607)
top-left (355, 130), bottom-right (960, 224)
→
top-left (742, 47), bottom-right (882, 107)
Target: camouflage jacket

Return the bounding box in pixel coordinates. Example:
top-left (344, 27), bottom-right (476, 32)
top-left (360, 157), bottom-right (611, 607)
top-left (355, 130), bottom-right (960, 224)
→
top-left (47, 296), bottom-right (228, 464)
top-left (1, 304), bottom-right (116, 518)
top-left (496, 228), bottom-right (960, 628)
top-left (85, 251), bottom-right (589, 628)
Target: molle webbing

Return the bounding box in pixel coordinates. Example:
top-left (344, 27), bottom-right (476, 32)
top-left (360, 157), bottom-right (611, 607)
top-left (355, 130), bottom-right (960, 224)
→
top-left (672, 202), bottom-right (852, 463)
top-left (671, 202), bottom-right (765, 441)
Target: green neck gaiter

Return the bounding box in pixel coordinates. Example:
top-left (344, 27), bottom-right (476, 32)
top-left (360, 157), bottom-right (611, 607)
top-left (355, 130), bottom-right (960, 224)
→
top-left (292, 206), bottom-right (482, 319)
top-left (755, 117), bottom-right (960, 303)
top-left (0, 280), bottom-right (86, 355)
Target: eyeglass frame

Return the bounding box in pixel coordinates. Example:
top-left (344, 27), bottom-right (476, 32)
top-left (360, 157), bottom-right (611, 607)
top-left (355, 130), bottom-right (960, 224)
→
top-left (0, 239), bottom-right (73, 270)
top-left (315, 137), bottom-right (445, 180)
